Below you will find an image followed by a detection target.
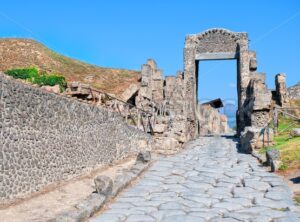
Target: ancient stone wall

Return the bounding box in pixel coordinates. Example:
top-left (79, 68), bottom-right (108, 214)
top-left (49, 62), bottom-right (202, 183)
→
top-left (197, 104), bottom-right (229, 135)
top-left (275, 73), bottom-right (290, 106)
top-left (135, 59), bottom-right (229, 153)
top-left (288, 82), bottom-right (300, 100)
top-left (136, 29), bottom-right (287, 153)
top-left (184, 29), bottom-right (250, 139)
top-left (0, 73), bottom-right (151, 202)
top-left (243, 77), bottom-right (272, 127)
top-left (135, 60), bottom-right (187, 153)
top-left (183, 28), bottom-right (276, 147)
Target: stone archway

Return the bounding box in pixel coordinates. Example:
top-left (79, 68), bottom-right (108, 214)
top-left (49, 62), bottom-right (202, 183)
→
top-left (183, 28), bottom-right (257, 139)
top-left (136, 28), bottom-right (272, 150)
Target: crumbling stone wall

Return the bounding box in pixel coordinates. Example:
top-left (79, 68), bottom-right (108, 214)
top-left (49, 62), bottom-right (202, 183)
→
top-left (0, 73), bottom-right (151, 202)
top-left (275, 73), bottom-right (290, 106)
top-left (243, 76), bottom-right (272, 127)
top-left (136, 60), bottom-right (164, 106)
top-left (135, 59), bottom-right (228, 153)
top-left (197, 104), bottom-right (229, 135)
top-left (288, 82), bottom-right (300, 100)
top-left (138, 29), bottom-right (289, 153)
top-left (135, 60), bottom-right (187, 153)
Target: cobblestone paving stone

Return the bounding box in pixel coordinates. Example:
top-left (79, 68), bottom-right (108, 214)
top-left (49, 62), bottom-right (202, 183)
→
top-left (90, 137), bottom-right (300, 222)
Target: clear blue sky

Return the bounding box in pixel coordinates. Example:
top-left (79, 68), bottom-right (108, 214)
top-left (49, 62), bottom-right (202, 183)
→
top-left (1, 0), bottom-right (300, 102)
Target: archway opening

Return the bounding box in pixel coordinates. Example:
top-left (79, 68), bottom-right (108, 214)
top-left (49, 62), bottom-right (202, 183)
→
top-left (196, 59), bottom-right (238, 134)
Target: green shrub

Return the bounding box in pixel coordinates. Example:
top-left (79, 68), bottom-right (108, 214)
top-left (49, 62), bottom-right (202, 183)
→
top-left (4, 68), bottom-right (67, 92)
top-left (4, 67), bottom-right (39, 80)
top-left (33, 74), bottom-right (66, 87)
top-left (278, 163), bottom-right (288, 171)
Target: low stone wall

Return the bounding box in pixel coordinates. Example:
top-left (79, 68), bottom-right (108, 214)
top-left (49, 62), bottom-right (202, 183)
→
top-left (0, 73), bottom-right (151, 202)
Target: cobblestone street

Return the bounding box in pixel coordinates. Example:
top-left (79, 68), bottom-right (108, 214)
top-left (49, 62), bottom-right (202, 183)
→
top-left (91, 137), bottom-right (299, 222)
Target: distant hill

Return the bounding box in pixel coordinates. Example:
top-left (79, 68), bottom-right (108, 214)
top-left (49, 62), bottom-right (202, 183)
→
top-left (288, 82), bottom-right (300, 100)
top-left (0, 38), bottom-right (140, 96)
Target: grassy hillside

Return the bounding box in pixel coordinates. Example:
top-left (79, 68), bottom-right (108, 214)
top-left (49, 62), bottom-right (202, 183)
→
top-left (0, 38), bottom-right (140, 96)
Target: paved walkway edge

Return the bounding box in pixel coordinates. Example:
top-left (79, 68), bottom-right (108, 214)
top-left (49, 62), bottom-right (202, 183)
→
top-left (50, 161), bottom-right (151, 222)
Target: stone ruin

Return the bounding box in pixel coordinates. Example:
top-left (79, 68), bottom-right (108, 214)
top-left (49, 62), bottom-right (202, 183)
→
top-left (133, 29), bottom-right (294, 153)
top-left (0, 28), bottom-right (297, 206)
top-left (128, 29), bottom-right (274, 153)
top-left (183, 28), bottom-right (271, 140)
top-left (64, 28), bottom-right (293, 154)
top-left (197, 101), bottom-right (229, 135)
top-left (288, 82), bottom-right (300, 100)
top-left (135, 60), bottom-right (187, 153)
top-left (274, 73), bottom-right (290, 106)
top-left (133, 59), bottom-right (229, 153)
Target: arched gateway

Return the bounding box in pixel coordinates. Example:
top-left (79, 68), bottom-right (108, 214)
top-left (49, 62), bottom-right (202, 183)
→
top-left (136, 28), bottom-right (272, 150)
top-left (183, 28), bottom-right (265, 139)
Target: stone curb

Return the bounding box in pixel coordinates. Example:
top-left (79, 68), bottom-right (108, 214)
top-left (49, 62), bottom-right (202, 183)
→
top-left (49, 161), bottom-right (151, 222)
top-left (252, 150), bottom-right (282, 172)
top-left (251, 150), bottom-right (265, 163)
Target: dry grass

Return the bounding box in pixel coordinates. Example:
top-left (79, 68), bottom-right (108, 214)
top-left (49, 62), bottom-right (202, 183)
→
top-left (295, 195), bottom-right (300, 204)
top-left (0, 38), bottom-right (141, 96)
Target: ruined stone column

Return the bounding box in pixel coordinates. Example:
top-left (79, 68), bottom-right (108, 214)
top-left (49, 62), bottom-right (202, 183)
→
top-left (183, 44), bottom-right (197, 140)
top-left (275, 73), bottom-right (290, 107)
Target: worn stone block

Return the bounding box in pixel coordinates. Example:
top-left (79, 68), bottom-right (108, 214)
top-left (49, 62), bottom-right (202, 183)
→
top-left (252, 73), bottom-right (265, 84)
top-left (141, 64), bottom-right (152, 87)
top-left (136, 151), bottom-right (151, 163)
top-left (249, 58), bottom-right (257, 71)
top-left (153, 124), bottom-right (167, 134)
top-left (94, 176), bottom-right (113, 197)
top-left (266, 149), bottom-right (281, 172)
top-left (290, 128), bottom-right (300, 137)
top-left (152, 69), bottom-right (163, 81)
top-left (41, 85), bottom-right (60, 94)
top-left (120, 84), bottom-right (139, 102)
top-left (275, 73), bottom-right (290, 106)
top-left (240, 127), bottom-right (273, 153)
top-left (139, 86), bottom-right (152, 99)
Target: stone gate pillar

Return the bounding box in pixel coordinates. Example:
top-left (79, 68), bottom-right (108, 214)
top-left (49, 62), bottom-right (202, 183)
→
top-left (183, 44), bottom-right (198, 140)
top-left (237, 50), bottom-right (251, 135)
